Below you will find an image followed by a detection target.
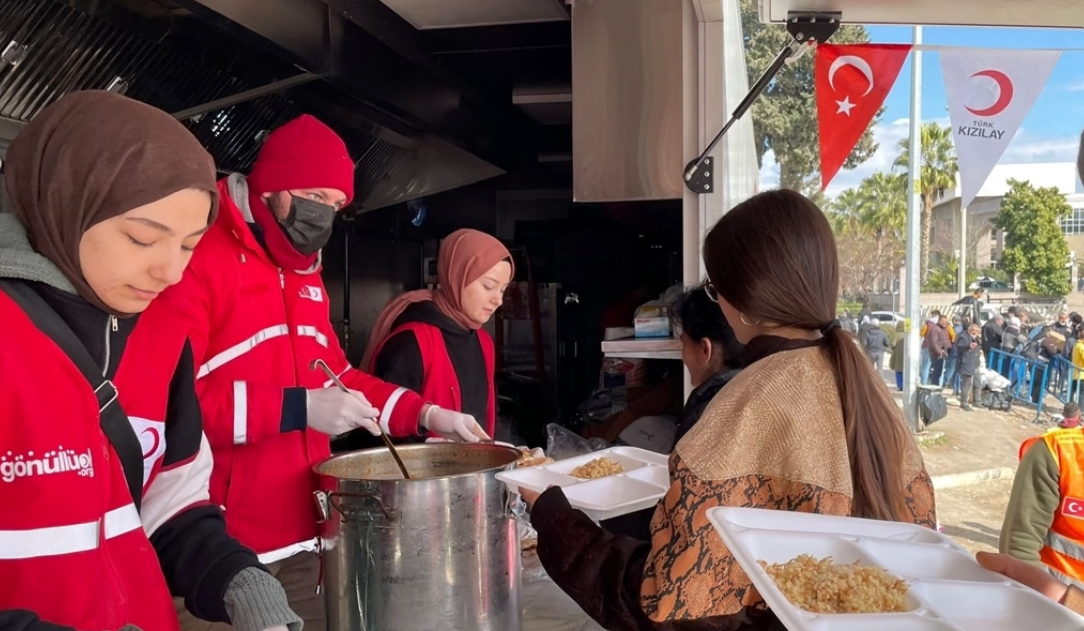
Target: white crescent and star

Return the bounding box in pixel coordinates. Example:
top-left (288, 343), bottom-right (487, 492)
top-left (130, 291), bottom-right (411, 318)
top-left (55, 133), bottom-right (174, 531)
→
top-left (828, 55), bottom-right (875, 117)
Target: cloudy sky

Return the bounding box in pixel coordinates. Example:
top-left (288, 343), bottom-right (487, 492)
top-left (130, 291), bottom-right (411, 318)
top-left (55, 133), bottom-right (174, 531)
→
top-left (758, 25), bottom-right (1084, 197)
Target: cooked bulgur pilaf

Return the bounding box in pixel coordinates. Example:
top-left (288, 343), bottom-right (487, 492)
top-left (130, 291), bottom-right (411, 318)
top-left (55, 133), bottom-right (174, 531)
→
top-left (570, 457), bottom-right (625, 479)
top-left (758, 554), bottom-right (910, 614)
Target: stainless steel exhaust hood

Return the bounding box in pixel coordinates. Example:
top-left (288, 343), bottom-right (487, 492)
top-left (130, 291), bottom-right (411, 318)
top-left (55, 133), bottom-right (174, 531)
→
top-left (0, 0), bottom-right (507, 212)
top-left (571, 0), bottom-right (684, 203)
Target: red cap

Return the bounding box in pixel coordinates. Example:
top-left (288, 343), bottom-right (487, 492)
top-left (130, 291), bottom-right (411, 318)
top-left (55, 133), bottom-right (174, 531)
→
top-left (247, 114), bottom-right (355, 204)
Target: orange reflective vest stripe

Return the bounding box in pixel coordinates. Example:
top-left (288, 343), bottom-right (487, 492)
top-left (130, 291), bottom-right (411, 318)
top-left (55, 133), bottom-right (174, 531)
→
top-left (1039, 430), bottom-right (1084, 587)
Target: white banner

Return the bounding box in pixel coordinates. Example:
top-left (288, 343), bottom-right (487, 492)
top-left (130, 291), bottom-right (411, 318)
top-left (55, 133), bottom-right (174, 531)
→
top-left (941, 48), bottom-right (1060, 208)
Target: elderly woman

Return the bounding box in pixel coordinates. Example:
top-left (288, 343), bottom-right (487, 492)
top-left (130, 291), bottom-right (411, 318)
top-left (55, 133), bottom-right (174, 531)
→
top-left (603, 287), bottom-right (745, 540)
top-left (520, 190), bottom-right (935, 630)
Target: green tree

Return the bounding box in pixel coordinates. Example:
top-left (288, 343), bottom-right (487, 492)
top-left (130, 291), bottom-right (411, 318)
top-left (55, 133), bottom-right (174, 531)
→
top-left (894, 123), bottom-right (958, 284)
top-left (830, 172), bottom-right (907, 297)
top-left (830, 172), bottom-right (907, 238)
top-left (740, 0), bottom-right (878, 195)
top-left (856, 172), bottom-right (908, 239)
top-left (992, 179), bottom-right (1072, 297)
top-left (923, 256), bottom-right (980, 293)
top-left (828, 188), bottom-right (864, 233)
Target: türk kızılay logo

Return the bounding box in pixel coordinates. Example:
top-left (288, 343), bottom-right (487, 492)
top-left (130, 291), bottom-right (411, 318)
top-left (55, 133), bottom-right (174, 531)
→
top-left (0, 447), bottom-right (94, 483)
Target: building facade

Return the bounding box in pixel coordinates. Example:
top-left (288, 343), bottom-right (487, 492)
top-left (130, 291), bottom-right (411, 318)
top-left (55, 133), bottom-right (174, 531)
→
top-left (931, 162), bottom-right (1084, 275)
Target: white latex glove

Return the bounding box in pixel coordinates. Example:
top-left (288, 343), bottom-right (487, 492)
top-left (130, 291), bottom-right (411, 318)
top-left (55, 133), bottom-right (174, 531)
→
top-left (306, 388), bottom-right (381, 437)
top-left (421, 405), bottom-right (490, 443)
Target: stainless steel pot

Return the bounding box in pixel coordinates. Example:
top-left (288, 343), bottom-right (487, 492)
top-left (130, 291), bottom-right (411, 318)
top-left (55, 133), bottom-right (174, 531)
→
top-left (314, 442), bottom-right (523, 631)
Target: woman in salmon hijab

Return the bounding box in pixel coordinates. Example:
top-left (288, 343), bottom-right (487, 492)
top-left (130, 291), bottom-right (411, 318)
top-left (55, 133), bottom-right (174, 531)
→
top-left (361, 229), bottom-right (513, 440)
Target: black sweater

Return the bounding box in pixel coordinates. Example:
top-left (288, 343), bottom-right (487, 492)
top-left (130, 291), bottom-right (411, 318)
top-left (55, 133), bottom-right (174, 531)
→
top-left (340, 300), bottom-right (490, 450)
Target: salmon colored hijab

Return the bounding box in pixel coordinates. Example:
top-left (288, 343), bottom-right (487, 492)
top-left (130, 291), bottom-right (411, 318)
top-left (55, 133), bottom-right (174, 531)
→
top-left (362, 229), bottom-right (513, 368)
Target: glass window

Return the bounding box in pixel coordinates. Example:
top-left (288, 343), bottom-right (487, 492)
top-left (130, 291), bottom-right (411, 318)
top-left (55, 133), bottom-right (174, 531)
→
top-left (1061, 207), bottom-right (1084, 236)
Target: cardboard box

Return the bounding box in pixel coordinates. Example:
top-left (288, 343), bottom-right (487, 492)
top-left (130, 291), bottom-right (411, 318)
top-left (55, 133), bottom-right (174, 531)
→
top-left (634, 316), bottom-right (670, 338)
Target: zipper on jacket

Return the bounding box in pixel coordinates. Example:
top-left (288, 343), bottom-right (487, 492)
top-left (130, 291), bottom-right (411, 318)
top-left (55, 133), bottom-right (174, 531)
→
top-left (102, 315), bottom-right (118, 377)
top-left (277, 267), bottom-right (302, 385)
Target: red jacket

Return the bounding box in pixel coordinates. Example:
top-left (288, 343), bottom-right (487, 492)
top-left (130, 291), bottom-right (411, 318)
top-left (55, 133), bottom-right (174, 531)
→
top-left (0, 292), bottom-right (182, 631)
top-left (371, 321), bottom-right (496, 436)
top-left (153, 174), bottom-right (426, 560)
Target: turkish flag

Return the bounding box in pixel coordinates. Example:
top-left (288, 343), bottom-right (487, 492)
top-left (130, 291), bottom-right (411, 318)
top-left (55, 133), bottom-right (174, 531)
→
top-left (817, 44), bottom-right (912, 190)
top-left (1062, 496), bottom-right (1084, 520)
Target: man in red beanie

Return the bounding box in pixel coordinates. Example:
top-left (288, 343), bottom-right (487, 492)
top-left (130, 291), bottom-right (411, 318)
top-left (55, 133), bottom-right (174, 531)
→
top-left (153, 114), bottom-right (488, 631)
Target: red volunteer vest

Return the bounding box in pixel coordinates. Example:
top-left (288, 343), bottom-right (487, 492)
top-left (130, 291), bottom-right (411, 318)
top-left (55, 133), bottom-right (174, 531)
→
top-left (0, 291), bottom-right (184, 631)
top-left (372, 322), bottom-right (496, 436)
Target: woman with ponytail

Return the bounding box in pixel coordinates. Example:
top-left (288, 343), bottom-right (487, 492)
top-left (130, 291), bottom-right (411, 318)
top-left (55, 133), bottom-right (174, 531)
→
top-left (519, 189), bottom-right (936, 631)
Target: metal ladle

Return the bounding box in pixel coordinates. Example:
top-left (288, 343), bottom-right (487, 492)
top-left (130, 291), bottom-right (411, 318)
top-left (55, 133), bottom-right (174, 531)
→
top-left (309, 359), bottom-right (411, 480)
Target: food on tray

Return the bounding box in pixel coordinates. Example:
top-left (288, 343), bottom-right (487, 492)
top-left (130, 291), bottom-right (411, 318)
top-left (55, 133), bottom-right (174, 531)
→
top-left (520, 538), bottom-right (539, 554)
top-left (570, 457), bottom-right (625, 479)
top-left (758, 554), bottom-right (909, 614)
top-left (519, 456), bottom-right (555, 467)
top-left (516, 448), bottom-right (555, 468)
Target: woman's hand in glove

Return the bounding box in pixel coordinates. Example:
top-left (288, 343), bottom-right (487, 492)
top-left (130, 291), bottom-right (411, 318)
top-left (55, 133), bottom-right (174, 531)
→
top-left (420, 405), bottom-right (490, 442)
top-left (306, 388), bottom-right (381, 437)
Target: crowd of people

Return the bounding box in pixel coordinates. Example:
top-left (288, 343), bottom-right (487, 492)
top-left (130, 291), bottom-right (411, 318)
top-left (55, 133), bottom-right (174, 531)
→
top-left (855, 298), bottom-right (1084, 413)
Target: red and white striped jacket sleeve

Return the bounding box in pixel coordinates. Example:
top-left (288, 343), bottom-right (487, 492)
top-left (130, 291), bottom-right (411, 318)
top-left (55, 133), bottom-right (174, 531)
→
top-left (151, 259), bottom-right (291, 449)
top-left (319, 315), bottom-right (426, 437)
top-left (154, 246), bottom-right (426, 445)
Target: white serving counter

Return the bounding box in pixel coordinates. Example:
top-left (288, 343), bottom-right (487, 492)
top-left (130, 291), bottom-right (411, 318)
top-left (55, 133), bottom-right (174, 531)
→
top-left (521, 555), bottom-right (605, 631)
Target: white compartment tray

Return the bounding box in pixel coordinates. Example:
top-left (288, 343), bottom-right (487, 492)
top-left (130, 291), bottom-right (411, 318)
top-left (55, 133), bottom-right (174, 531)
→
top-left (496, 446), bottom-right (670, 521)
top-left (707, 507), bottom-right (1084, 631)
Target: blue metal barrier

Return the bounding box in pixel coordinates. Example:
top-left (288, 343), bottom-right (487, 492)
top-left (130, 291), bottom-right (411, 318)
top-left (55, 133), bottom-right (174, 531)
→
top-left (1048, 355), bottom-right (1083, 407)
top-left (986, 348), bottom-right (1051, 418)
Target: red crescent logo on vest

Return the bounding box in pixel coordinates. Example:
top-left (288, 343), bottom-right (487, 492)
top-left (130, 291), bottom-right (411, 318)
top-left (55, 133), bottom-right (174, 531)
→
top-left (965, 70), bottom-right (1014, 117)
top-left (141, 427), bottom-right (161, 460)
top-left (299, 286), bottom-right (324, 302)
top-left (1062, 496), bottom-right (1084, 519)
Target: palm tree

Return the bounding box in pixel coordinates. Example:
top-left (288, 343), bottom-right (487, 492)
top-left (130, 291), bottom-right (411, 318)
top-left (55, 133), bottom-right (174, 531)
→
top-left (829, 188), bottom-right (866, 235)
top-left (857, 172), bottom-right (908, 240)
top-left (893, 123), bottom-right (959, 283)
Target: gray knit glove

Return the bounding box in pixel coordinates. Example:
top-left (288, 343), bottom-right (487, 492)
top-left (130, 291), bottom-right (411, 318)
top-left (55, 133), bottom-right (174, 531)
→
top-left (223, 568), bottom-right (303, 631)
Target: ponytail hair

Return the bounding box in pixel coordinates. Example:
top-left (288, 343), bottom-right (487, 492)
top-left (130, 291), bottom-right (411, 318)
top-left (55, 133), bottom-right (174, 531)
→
top-left (821, 324), bottom-right (910, 520)
top-left (702, 190), bottom-right (911, 521)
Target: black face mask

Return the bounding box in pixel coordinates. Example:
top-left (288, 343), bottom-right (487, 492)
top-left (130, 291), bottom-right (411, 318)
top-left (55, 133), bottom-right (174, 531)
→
top-left (280, 195), bottom-right (336, 255)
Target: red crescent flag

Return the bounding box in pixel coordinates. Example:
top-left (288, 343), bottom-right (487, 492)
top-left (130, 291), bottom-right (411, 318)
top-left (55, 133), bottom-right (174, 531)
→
top-left (817, 44), bottom-right (912, 190)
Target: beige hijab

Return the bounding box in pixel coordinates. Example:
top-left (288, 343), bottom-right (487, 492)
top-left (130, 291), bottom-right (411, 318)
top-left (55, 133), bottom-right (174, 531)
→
top-left (362, 229), bottom-right (512, 368)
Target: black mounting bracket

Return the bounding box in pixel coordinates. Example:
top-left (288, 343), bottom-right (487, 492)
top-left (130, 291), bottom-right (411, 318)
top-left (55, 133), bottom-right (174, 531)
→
top-left (683, 11), bottom-right (841, 195)
top-left (686, 156), bottom-right (714, 194)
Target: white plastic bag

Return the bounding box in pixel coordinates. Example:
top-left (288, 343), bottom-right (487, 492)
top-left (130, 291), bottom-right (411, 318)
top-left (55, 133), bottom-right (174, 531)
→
top-left (979, 367), bottom-right (1010, 391)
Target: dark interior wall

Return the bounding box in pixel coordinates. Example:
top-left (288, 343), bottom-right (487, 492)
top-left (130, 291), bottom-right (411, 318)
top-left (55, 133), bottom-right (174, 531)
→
top-left (320, 175), bottom-right (683, 420)
top-left (321, 229), bottom-right (421, 365)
